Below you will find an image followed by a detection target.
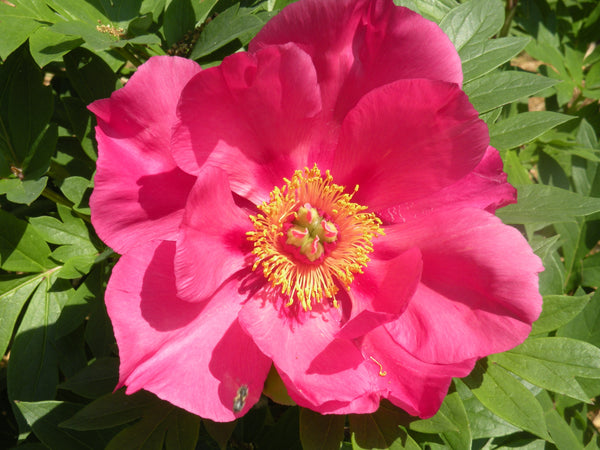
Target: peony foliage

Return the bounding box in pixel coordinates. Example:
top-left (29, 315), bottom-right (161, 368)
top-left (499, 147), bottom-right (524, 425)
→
top-left (1, 0), bottom-right (600, 448)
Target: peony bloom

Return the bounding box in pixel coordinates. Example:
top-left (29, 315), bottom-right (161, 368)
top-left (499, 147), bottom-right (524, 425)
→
top-left (89, 0), bottom-right (543, 422)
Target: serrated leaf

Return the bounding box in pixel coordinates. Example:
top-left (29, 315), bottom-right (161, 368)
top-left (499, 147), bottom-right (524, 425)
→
top-left (440, 0), bottom-right (504, 52)
top-left (497, 185), bottom-right (600, 224)
top-left (465, 71), bottom-right (559, 114)
top-left (299, 408), bottom-right (345, 450)
top-left (461, 36), bottom-right (530, 83)
top-left (491, 337), bottom-right (600, 402)
top-left (489, 112), bottom-right (575, 150)
top-left (462, 360), bottom-right (550, 440)
top-left (0, 273), bottom-right (44, 356)
top-left (59, 358), bottom-right (118, 399)
top-left (350, 401), bottom-right (419, 450)
top-left (17, 401), bottom-right (107, 450)
top-left (0, 209), bottom-right (54, 272)
top-left (531, 295), bottom-right (590, 335)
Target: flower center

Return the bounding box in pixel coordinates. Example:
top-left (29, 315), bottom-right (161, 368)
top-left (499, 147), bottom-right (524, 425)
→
top-left (247, 165), bottom-right (383, 311)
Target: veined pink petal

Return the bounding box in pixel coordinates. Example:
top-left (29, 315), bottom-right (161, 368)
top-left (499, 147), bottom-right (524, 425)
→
top-left (378, 146), bottom-right (516, 224)
top-left (383, 208), bottom-right (543, 365)
top-left (332, 79), bottom-right (488, 211)
top-left (336, 246), bottom-right (422, 340)
top-left (106, 240), bottom-right (271, 421)
top-left (175, 167), bottom-right (253, 302)
top-left (89, 56), bottom-right (200, 254)
top-left (250, 0), bottom-right (462, 121)
top-left (361, 327), bottom-right (476, 418)
top-left (238, 291), bottom-right (379, 414)
top-left (172, 44), bottom-right (323, 204)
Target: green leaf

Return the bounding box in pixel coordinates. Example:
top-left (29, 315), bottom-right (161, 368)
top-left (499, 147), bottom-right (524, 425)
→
top-left (583, 252), bottom-right (600, 288)
top-left (409, 405), bottom-right (458, 434)
top-left (60, 175), bottom-right (92, 215)
top-left (17, 401), bottom-right (107, 450)
top-left (299, 408), bottom-right (345, 450)
top-left (395, 0), bottom-right (458, 23)
top-left (531, 294), bottom-right (591, 335)
top-left (29, 27), bottom-right (83, 67)
top-left (455, 380), bottom-right (519, 439)
top-left (190, 5), bottom-right (265, 59)
top-left (491, 337), bottom-right (600, 402)
top-left (63, 47), bottom-right (117, 104)
top-left (59, 358), bottom-right (118, 399)
top-left (163, 0), bottom-right (218, 47)
top-left (30, 205), bottom-right (95, 248)
top-left (0, 0), bottom-right (57, 59)
top-left (437, 391), bottom-right (471, 450)
top-left (0, 44), bottom-right (54, 168)
top-left (496, 185), bottom-right (600, 225)
top-left (22, 122), bottom-right (58, 179)
top-left (0, 176), bottom-right (48, 205)
top-left (0, 273), bottom-right (44, 356)
top-left (8, 277), bottom-right (72, 432)
top-left (60, 389), bottom-right (160, 431)
top-left (465, 72), bottom-right (559, 114)
top-left (462, 360), bottom-right (550, 440)
top-left (350, 401), bottom-right (419, 450)
top-left (489, 112), bottom-right (575, 150)
top-left (461, 36), bottom-right (530, 83)
top-left (0, 209), bottom-right (54, 272)
top-left (439, 0), bottom-right (504, 52)
top-left (557, 290), bottom-right (600, 347)
top-left (202, 420), bottom-right (236, 450)
top-left (545, 409), bottom-right (584, 450)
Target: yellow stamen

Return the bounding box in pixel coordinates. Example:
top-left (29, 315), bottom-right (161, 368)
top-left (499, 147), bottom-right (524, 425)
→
top-left (369, 356), bottom-right (387, 377)
top-left (247, 165), bottom-right (383, 310)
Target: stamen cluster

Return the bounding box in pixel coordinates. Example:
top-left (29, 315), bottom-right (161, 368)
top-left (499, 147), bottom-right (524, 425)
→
top-left (247, 165), bottom-right (383, 310)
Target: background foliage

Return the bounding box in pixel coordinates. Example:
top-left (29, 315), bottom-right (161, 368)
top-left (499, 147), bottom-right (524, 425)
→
top-left (1, 0), bottom-right (600, 448)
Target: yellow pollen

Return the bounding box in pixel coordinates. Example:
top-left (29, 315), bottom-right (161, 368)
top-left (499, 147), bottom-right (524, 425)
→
top-left (247, 165), bottom-right (384, 311)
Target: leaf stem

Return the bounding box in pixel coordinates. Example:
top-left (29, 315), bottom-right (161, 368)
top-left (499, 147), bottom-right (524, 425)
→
top-left (500, 0), bottom-right (519, 38)
top-left (41, 187), bottom-right (92, 224)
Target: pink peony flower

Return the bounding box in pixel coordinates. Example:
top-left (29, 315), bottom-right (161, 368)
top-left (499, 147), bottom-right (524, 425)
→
top-left (89, 0), bottom-right (543, 422)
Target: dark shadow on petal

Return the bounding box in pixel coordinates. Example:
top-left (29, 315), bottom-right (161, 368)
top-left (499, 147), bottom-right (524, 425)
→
top-left (137, 168), bottom-right (195, 220)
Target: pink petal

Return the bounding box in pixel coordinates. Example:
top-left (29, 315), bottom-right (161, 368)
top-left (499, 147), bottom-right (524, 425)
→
top-left (383, 208), bottom-right (543, 365)
top-left (89, 56), bottom-right (200, 254)
top-left (361, 327), bottom-right (475, 418)
top-left (378, 146), bottom-right (516, 224)
top-left (336, 246), bottom-right (423, 340)
top-left (238, 292), bottom-right (379, 414)
top-left (332, 79), bottom-right (489, 211)
top-left (106, 240), bottom-right (271, 421)
top-left (175, 167), bottom-right (253, 302)
top-left (172, 44), bottom-right (323, 205)
top-left (250, 0), bottom-right (462, 121)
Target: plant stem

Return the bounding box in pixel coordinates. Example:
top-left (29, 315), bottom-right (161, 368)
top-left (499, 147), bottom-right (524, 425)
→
top-left (41, 187), bottom-right (92, 224)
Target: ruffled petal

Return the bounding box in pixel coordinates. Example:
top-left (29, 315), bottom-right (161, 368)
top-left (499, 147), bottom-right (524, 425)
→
top-left (378, 146), bottom-right (516, 224)
top-left (89, 56), bottom-right (200, 254)
top-left (106, 240), bottom-right (271, 421)
top-left (172, 44), bottom-right (323, 204)
top-left (250, 0), bottom-right (462, 121)
top-left (332, 79), bottom-right (488, 211)
top-left (361, 327), bottom-right (475, 418)
top-left (336, 246), bottom-right (422, 340)
top-left (238, 292), bottom-right (379, 414)
top-left (175, 167), bottom-right (253, 302)
top-left (383, 208), bottom-right (543, 365)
